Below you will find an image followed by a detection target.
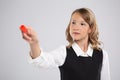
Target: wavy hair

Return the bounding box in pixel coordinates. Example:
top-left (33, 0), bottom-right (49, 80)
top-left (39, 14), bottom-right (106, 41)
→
top-left (66, 8), bottom-right (101, 50)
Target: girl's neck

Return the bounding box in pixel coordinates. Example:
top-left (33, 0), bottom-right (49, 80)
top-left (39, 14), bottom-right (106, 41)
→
top-left (75, 40), bottom-right (89, 53)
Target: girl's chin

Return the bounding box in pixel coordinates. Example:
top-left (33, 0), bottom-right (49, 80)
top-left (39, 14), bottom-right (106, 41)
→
top-left (72, 38), bottom-right (80, 41)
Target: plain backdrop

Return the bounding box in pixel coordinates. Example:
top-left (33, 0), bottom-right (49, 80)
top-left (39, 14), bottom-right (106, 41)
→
top-left (0, 0), bottom-right (120, 80)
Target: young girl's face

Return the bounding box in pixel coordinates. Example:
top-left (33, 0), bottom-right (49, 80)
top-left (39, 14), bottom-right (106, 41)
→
top-left (69, 12), bottom-right (91, 42)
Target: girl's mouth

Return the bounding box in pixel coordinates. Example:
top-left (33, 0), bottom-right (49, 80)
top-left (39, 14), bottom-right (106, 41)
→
top-left (73, 32), bottom-right (80, 35)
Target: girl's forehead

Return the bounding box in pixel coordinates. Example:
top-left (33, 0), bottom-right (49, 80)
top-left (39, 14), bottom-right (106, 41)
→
top-left (71, 13), bottom-right (85, 22)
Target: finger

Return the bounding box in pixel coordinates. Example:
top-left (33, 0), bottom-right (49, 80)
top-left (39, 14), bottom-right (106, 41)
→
top-left (26, 27), bottom-right (34, 37)
top-left (23, 33), bottom-right (32, 41)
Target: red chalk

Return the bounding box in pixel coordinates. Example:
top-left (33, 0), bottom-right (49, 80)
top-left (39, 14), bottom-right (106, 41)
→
top-left (20, 25), bottom-right (28, 33)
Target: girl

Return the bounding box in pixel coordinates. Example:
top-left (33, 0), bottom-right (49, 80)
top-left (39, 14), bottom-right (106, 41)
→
top-left (22, 8), bottom-right (110, 80)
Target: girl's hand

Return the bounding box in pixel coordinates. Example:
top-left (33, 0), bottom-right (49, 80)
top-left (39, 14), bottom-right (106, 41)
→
top-left (21, 26), bottom-right (39, 45)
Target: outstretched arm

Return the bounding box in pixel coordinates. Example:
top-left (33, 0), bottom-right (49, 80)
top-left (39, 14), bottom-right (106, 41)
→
top-left (21, 26), bottom-right (41, 59)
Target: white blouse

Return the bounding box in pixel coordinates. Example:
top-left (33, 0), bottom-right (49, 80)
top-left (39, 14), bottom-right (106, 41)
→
top-left (28, 42), bottom-right (110, 80)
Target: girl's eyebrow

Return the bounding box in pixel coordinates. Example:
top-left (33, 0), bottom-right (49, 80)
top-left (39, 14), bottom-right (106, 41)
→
top-left (71, 20), bottom-right (76, 21)
top-left (71, 19), bottom-right (86, 23)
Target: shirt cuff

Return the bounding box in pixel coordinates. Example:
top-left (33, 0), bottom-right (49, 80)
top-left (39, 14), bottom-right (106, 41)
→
top-left (27, 50), bottom-right (44, 64)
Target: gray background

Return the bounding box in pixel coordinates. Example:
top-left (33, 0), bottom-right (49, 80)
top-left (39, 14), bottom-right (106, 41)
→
top-left (0, 0), bottom-right (120, 80)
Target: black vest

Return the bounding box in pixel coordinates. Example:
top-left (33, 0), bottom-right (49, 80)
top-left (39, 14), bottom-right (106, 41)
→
top-left (59, 47), bottom-right (103, 80)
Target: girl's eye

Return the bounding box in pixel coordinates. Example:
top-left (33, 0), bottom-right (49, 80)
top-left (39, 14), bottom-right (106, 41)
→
top-left (80, 23), bottom-right (85, 26)
top-left (72, 21), bottom-right (76, 24)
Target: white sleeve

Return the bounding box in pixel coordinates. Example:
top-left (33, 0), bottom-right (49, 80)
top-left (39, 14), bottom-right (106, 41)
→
top-left (28, 45), bottom-right (66, 68)
top-left (101, 50), bottom-right (111, 80)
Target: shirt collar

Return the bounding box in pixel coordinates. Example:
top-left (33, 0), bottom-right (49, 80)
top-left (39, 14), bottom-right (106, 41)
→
top-left (72, 42), bottom-right (93, 57)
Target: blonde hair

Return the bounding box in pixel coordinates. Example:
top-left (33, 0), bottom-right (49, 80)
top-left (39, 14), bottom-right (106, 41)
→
top-left (66, 8), bottom-right (101, 50)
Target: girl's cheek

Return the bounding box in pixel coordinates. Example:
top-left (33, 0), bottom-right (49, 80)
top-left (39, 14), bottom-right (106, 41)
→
top-left (69, 30), bottom-right (72, 36)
